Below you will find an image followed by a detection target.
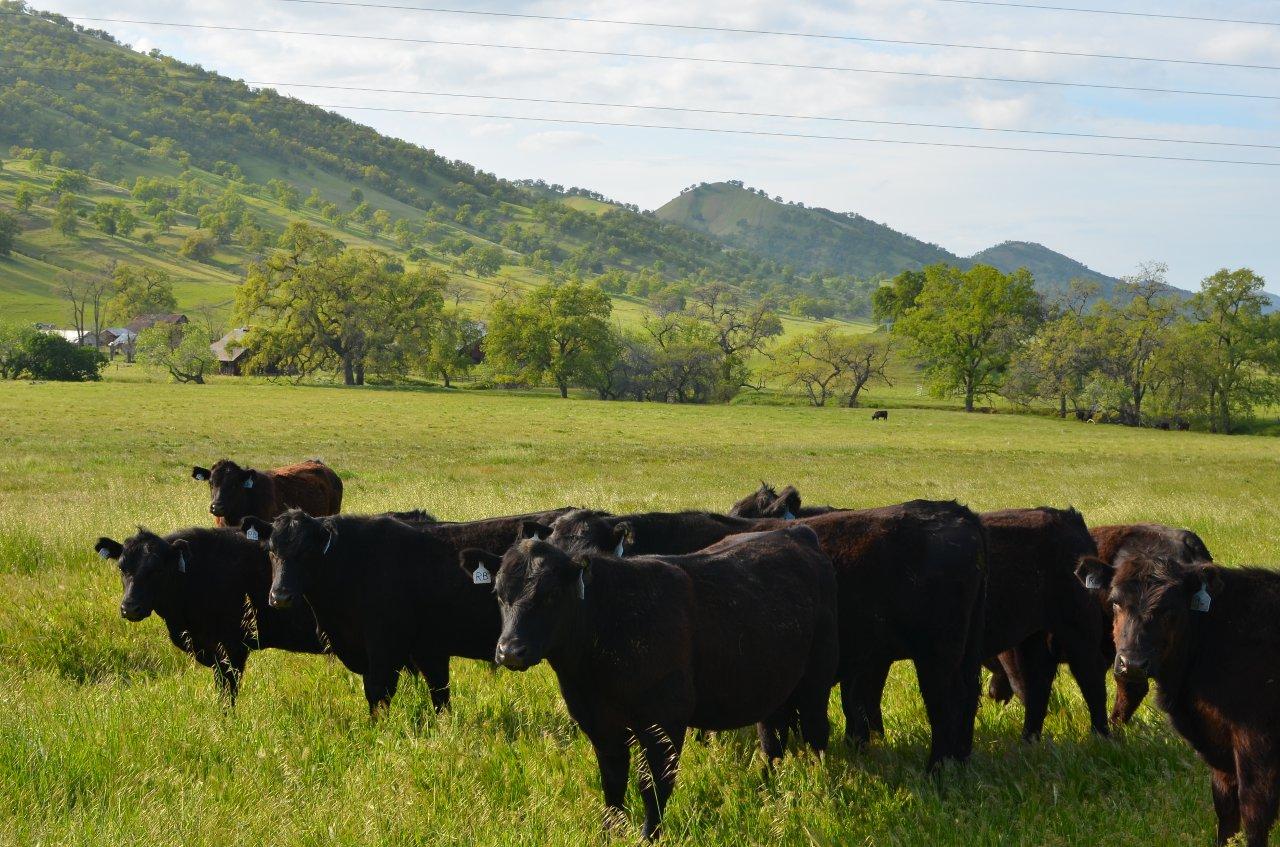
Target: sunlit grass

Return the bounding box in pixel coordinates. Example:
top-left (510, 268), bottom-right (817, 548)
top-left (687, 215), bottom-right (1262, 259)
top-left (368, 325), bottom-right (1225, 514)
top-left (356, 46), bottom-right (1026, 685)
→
top-left (1, 377), bottom-right (1275, 844)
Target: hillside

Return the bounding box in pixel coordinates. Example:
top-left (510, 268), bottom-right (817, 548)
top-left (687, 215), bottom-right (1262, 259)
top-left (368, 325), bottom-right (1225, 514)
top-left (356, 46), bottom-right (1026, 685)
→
top-left (657, 182), bottom-right (1128, 296)
top-left (0, 5), bottom-right (793, 325)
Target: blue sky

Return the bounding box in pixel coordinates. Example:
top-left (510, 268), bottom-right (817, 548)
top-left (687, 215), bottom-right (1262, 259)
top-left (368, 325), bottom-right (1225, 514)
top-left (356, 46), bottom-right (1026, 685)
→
top-left (33, 0), bottom-right (1280, 291)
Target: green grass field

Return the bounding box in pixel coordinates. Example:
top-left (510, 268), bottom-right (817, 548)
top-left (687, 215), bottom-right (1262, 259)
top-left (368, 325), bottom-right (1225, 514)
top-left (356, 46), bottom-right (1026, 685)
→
top-left (2, 376), bottom-right (1277, 846)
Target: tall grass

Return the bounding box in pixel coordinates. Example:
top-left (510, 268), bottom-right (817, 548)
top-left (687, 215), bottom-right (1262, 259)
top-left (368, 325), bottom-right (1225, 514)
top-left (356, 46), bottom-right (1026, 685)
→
top-left (1, 378), bottom-right (1275, 845)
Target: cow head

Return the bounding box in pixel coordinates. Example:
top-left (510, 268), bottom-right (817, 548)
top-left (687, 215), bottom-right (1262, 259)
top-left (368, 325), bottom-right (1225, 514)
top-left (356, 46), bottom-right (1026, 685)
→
top-left (95, 530), bottom-right (189, 621)
top-left (728, 482), bottom-right (801, 520)
top-left (262, 509), bottom-right (334, 609)
top-left (1091, 554), bottom-right (1223, 682)
top-left (198, 459), bottom-right (260, 525)
top-left (546, 509), bottom-right (630, 556)
top-left (461, 538), bottom-right (590, 671)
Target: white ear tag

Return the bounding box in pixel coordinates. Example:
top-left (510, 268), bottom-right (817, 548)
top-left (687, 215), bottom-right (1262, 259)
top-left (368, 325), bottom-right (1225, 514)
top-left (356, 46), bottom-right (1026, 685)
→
top-left (614, 541), bottom-right (625, 557)
top-left (97, 547), bottom-right (110, 559)
top-left (1190, 583), bottom-right (1212, 613)
top-left (1085, 573), bottom-right (1102, 589)
top-left (321, 533), bottom-right (333, 555)
top-left (195, 473), bottom-right (207, 481)
top-left (472, 564), bottom-right (491, 585)
top-left (177, 553), bottom-right (187, 573)
top-left (783, 510), bottom-right (796, 521)
top-left (577, 570), bottom-right (586, 600)
top-left (243, 478), bottom-right (254, 489)
top-left (245, 527), bottom-right (259, 541)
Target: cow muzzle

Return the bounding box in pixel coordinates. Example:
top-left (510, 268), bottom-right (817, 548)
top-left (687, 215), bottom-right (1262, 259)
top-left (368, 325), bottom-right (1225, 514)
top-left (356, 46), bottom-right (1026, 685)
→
top-left (209, 503), bottom-right (226, 517)
top-left (494, 639), bottom-right (533, 671)
top-left (269, 590), bottom-right (296, 609)
top-left (1113, 653), bottom-right (1149, 681)
top-left (120, 603), bottom-right (151, 622)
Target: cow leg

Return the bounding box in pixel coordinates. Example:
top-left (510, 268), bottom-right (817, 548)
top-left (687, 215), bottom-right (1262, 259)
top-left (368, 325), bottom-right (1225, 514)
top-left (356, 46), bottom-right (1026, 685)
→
top-left (1111, 675), bottom-right (1149, 726)
top-left (1054, 625), bottom-right (1110, 737)
top-left (1014, 636), bottom-right (1056, 742)
top-left (212, 643), bottom-right (248, 707)
top-left (635, 723), bottom-right (684, 841)
top-left (589, 727), bottom-right (632, 834)
top-left (984, 656), bottom-right (1014, 703)
top-left (953, 605), bottom-right (986, 763)
top-left (1236, 742), bottom-right (1280, 847)
top-left (1210, 767), bottom-right (1241, 846)
top-left (796, 685), bottom-right (832, 755)
top-left (913, 657), bottom-right (959, 770)
top-left (418, 652), bottom-right (451, 712)
top-left (362, 649), bottom-right (406, 719)
top-left (841, 658), bottom-right (892, 748)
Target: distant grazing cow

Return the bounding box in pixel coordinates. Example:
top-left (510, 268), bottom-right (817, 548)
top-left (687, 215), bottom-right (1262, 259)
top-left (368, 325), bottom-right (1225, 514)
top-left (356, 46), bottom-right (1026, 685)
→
top-left (1085, 553), bottom-right (1280, 847)
top-left (543, 501), bottom-right (987, 768)
top-left (94, 527), bottom-right (323, 703)
top-left (871, 409), bottom-right (889, 421)
top-left (191, 459), bottom-right (342, 527)
top-left (462, 525), bottom-right (838, 840)
top-left (249, 507), bottom-right (573, 714)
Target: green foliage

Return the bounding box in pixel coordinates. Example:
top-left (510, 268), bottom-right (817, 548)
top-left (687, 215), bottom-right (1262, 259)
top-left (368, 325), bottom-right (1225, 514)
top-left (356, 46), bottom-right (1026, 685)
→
top-left (0, 322), bottom-right (38, 378)
top-left (51, 193), bottom-right (78, 237)
top-left (1188, 268), bottom-right (1278, 433)
top-left (137, 323), bottom-right (214, 384)
top-left (89, 199), bottom-right (136, 237)
top-left (0, 329), bottom-right (104, 381)
top-left (106, 264), bottom-right (177, 325)
top-left (894, 264), bottom-right (1043, 411)
top-left (458, 244), bottom-right (504, 277)
top-left (872, 269), bottom-right (926, 324)
top-left (50, 169), bottom-right (89, 194)
top-left (420, 308), bottom-right (484, 387)
top-left (485, 280), bottom-right (617, 398)
top-left (13, 184), bottom-right (34, 212)
top-left (179, 231), bottom-right (218, 262)
top-left (0, 209), bottom-right (18, 256)
top-left (770, 326), bottom-right (893, 407)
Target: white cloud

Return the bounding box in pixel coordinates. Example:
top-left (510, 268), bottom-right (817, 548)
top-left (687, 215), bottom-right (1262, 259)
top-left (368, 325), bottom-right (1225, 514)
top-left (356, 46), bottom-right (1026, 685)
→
top-left (518, 130), bottom-right (605, 152)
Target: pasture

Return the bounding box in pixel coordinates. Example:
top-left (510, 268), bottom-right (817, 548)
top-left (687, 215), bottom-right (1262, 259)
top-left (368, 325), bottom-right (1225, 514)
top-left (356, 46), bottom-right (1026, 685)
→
top-left (1, 378), bottom-right (1278, 846)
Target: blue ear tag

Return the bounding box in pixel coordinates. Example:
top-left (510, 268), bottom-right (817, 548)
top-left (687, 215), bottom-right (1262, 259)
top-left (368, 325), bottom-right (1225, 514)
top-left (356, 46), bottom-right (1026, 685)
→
top-left (577, 570), bottom-right (586, 600)
top-left (1190, 582), bottom-right (1212, 613)
top-left (195, 472), bottom-right (207, 481)
top-left (1085, 573), bottom-right (1102, 589)
top-left (472, 564), bottom-right (491, 585)
top-left (614, 541), bottom-right (625, 557)
top-left (243, 478), bottom-right (254, 489)
top-left (321, 533), bottom-right (333, 555)
top-left (177, 554), bottom-right (187, 573)
top-left (97, 547), bottom-right (110, 559)
top-left (783, 510), bottom-right (796, 521)
top-left (245, 527), bottom-right (259, 541)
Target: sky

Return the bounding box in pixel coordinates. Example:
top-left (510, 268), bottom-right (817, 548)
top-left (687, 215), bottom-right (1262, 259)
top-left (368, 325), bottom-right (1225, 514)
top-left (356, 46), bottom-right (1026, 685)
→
top-left (27, 0), bottom-right (1280, 291)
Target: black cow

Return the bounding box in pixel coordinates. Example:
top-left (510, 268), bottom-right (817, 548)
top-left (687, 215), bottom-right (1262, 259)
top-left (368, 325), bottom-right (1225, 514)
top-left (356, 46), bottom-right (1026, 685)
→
top-left (94, 527), bottom-right (323, 703)
top-left (249, 507), bottom-right (573, 714)
top-left (871, 410), bottom-right (889, 421)
top-left (462, 525), bottom-right (838, 840)
top-left (543, 502), bottom-right (987, 769)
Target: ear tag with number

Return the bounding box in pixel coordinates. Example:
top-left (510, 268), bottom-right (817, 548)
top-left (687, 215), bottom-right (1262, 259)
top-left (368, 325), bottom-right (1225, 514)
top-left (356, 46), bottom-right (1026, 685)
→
top-left (577, 570), bottom-right (586, 600)
top-left (245, 527), bottom-right (259, 541)
top-left (472, 564), bottom-right (491, 585)
top-left (1085, 573), bottom-right (1102, 590)
top-left (243, 478), bottom-right (254, 489)
top-left (98, 547), bottom-right (110, 559)
top-left (195, 473), bottom-right (207, 481)
top-left (177, 553), bottom-right (187, 573)
top-left (1190, 582), bottom-right (1212, 613)
top-left (783, 510), bottom-right (796, 521)
top-left (614, 541), bottom-right (625, 557)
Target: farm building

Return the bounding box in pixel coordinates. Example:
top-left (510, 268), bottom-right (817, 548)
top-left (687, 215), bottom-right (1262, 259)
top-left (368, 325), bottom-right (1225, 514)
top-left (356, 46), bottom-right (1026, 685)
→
top-left (211, 327), bottom-right (251, 376)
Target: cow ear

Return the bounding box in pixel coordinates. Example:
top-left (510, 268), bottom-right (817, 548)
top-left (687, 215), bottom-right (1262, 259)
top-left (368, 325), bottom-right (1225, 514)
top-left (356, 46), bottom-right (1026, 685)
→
top-left (240, 517), bottom-right (272, 542)
top-left (192, 466), bottom-right (211, 482)
top-left (573, 553), bottom-right (593, 592)
top-left (1190, 564), bottom-right (1224, 597)
top-left (779, 487), bottom-right (802, 519)
top-left (459, 549), bottom-right (501, 583)
top-left (242, 470), bottom-right (256, 489)
top-left (171, 538), bottom-right (190, 573)
top-left (95, 537), bottom-right (123, 561)
top-left (1075, 556), bottom-right (1114, 591)
top-left (520, 521), bottom-right (552, 540)
top-left (611, 521), bottom-right (634, 556)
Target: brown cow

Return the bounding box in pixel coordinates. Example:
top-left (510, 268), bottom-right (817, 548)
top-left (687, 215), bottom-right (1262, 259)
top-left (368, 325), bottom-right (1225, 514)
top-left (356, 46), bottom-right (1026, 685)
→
top-left (1085, 553), bottom-right (1280, 847)
top-left (192, 459), bottom-right (342, 527)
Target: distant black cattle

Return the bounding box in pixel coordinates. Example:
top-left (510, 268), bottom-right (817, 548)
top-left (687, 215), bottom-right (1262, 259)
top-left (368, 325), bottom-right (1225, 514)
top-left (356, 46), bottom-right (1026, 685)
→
top-left (249, 507), bottom-right (573, 714)
top-left (871, 410), bottom-right (889, 421)
top-left (192, 459), bottom-right (342, 527)
top-left (463, 525), bottom-right (838, 840)
top-left (543, 501), bottom-right (987, 769)
top-left (1088, 553), bottom-right (1280, 847)
top-left (94, 527), bottom-right (323, 703)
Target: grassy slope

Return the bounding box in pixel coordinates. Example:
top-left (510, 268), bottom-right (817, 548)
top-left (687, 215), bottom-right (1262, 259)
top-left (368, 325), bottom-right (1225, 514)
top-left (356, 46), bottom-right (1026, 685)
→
top-left (1, 377), bottom-right (1275, 846)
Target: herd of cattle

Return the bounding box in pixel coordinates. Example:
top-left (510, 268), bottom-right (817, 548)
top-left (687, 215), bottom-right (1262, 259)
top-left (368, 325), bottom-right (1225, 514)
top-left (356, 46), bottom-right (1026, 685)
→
top-left (91, 459), bottom-right (1280, 844)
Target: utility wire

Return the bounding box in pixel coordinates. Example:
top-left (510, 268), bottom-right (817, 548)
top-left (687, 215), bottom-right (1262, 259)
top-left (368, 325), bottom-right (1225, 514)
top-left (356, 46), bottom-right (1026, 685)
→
top-left (927, 0), bottom-right (1280, 26)
top-left (296, 103), bottom-right (1280, 167)
top-left (8, 65), bottom-right (1277, 150)
top-left (266, 0), bottom-right (1280, 71)
top-left (7, 11), bottom-right (1279, 101)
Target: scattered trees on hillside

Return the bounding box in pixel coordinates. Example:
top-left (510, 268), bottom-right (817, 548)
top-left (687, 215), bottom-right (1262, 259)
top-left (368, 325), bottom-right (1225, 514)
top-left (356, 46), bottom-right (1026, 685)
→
top-left (895, 264), bottom-right (1042, 412)
top-left (235, 223), bottom-right (446, 385)
top-left (52, 194), bottom-right (78, 237)
top-left (485, 280), bottom-right (616, 398)
top-left (106, 265), bottom-right (177, 325)
top-left (59, 268), bottom-right (111, 346)
top-left (90, 199), bottom-right (137, 237)
top-left (0, 210), bottom-right (19, 256)
top-left (770, 326), bottom-right (893, 407)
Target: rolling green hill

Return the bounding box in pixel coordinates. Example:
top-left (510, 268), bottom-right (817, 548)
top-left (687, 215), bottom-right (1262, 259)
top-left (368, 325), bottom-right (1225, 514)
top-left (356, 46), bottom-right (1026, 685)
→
top-left (656, 182), bottom-right (1127, 297)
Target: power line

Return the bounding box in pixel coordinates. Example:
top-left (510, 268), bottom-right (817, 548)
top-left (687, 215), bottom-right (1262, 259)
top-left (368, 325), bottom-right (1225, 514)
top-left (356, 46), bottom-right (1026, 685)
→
top-left (9, 64), bottom-right (1277, 150)
top-left (266, 0), bottom-right (1280, 71)
top-left (927, 0), bottom-right (1280, 26)
top-left (12, 12), bottom-right (1279, 102)
top-left (296, 103), bottom-right (1280, 167)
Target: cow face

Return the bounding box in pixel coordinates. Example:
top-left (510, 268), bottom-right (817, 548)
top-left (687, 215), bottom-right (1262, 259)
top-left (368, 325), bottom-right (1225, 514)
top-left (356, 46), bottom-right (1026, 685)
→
top-left (1103, 555), bottom-right (1223, 681)
top-left (465, 539), bottom-right (589, 671)
top-left (728, 483), bottom-right (800, 519)
top-left (202, 459), bottom-right (259, 525)
top-left (546, 509), bottom-right (629, 556)
top-left (264, 510), bottom-right (334, 609)
top-left (95, 531), bottom-right (188, 621)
